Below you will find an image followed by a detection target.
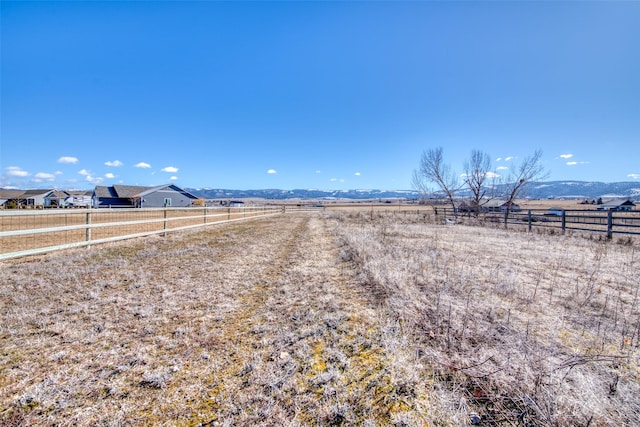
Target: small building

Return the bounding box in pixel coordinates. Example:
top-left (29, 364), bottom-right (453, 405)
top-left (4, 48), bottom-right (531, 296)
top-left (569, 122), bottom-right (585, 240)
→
top-left (596, 199), bottom-right (636, 212)
top-left (456, 200), bottom-right (478, 213)
top-left (457, 198), bottom-right (520, 213)
top-left (64, 190), bottom-right (93, 207)
top-left (485, 199), bottom-right (521, 213)
top-left (545, 207), bottom-right (565, 216)
top-left (93, 184), bottom-right (199, 208)
top-left (0, 189), bottom-right (26, 208)
top-left (45, 190), bottom-right (71, 207)
top-left (13, 189), bottom-right (63, 208)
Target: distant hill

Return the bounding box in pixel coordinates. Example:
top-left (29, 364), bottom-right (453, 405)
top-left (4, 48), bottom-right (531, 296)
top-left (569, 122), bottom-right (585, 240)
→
top-left (187, 188), bottom-right (418, 200)
top-left (523, 181), bottom-right (640, 200)
top-left (188, 181), bottom-right (640, 201)
top-left (3, 181), bottom-right (639, 201)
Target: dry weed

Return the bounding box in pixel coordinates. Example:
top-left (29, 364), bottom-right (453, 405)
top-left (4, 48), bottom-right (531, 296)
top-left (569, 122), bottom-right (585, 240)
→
top-left (329, 210), bottom-right (640, 426)
top-left (2, 211), bottom-right (638, 425)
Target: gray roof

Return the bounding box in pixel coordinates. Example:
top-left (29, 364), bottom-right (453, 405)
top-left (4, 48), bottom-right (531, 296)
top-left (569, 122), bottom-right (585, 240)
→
top-left (483, 199), bottom-right (510, 208)
top-left (137, 184), bottom-right (198, 199)
top-left (112, 185), bottom-right (154, 198)
top-left (21, 189), bottom-right (55, 197)
top-left (94, 186), bottom-right (118, 198)
top-left (94, 185), bottom-right (152, 198)
top-left (601, 199), bottom-right (635, 207)
top-left (0, 189), bottom-right (26, 199)
top-left (94, 184), bottom-right (198, 200)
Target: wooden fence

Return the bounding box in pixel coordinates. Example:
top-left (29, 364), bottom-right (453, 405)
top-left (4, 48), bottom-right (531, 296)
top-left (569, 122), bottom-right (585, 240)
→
top-left (0, 206), bottom-right (284, 260)
top-left (432, 208), bottom-right (640, 238)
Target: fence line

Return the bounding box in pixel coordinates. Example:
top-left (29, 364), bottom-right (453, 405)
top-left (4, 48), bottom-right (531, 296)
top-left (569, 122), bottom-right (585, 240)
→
top-left (431, 208), bottom-right (640, 238)
top-left (0, 206), bottom-right (283, 260)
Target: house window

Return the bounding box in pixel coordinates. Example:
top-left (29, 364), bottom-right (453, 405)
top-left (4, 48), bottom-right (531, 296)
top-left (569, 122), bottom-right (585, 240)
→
top-left (164, 198), bottom-right (172, 207)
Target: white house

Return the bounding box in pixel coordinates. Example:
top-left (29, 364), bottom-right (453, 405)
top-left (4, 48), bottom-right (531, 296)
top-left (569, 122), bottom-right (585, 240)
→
top-left (597, 199), bottom-right (636, 212)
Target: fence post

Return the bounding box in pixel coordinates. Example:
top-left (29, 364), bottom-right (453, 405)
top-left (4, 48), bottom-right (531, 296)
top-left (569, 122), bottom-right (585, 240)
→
top-left (528, 209), bottom-right (532, 232)
top-left (228, 207), bottom-right (231, 221)
top-left (561, 210), bottom-right (566, 235)
top-left (85, 210), bottom-right (92, 245)
top-left (607, 210), bottom-right (613, 240)
top-left (163, 208), bottom-right (168, 237)
top-left (203, 207), bottom-right (207, 225)
top-left (503, 209), bottom-right (508, 228)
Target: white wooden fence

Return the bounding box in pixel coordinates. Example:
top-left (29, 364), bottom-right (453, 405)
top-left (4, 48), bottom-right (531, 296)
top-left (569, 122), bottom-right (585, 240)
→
top-left (0, 206), bottom-right (284, 260)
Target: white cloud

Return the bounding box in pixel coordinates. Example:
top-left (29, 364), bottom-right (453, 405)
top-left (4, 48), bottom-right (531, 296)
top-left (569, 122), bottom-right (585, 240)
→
top-left (504, 156), bottom-right (514, 161)
top-left (330, 178), bottom-right (338, 182)
top-left (5, 166), bottom-right (30, 177)
top-left (566, 161), bottom-right (589, 166)
top-left (58, 156), bottom-right (78, 164)
top-left (135, 162), bottom-right (151, 168)
top-left (486, 171), bottom-right (501, 178)
top-left (559, 154), bottom-right (573, 159)
top-left (315, 170), bottom-right (322, 174)
top-left (86, 175), bottom-right (104, 184)
top-left (34, 172), bottom-right (56, 182)
top-left (169, 176), bottom-right (178, 181)
top-left (496, 166), bottom-right (508, 171)
top-left (78, 169), bottom-right (103, 184)
top-left (105, 173), bottom-right (115, 179)
top-left (161, 166), bottom-right (178, 173)
top-left (496, 157), bottom-right (502, 161)
top-left (354, 172), bottom-right (361, 176)
top-left (105, 160), bottom-right (123, 167)
top-left (628, 173), bottom-right (640, 180)
top-left (267, 169), bottom-right (277, 174)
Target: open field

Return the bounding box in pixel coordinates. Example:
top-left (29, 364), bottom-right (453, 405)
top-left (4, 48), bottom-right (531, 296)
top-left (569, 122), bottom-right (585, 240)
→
top-left (1, 212), bottom-right (639, 425)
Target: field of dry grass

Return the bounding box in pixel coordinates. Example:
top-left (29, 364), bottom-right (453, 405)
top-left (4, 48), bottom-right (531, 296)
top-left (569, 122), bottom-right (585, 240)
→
top-left (1, 211), bottom-right (639, 425)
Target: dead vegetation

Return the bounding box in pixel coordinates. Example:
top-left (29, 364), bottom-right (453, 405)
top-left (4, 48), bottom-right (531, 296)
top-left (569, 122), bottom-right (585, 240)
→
top-left (330, 210), bottom-right (640, 425)
top-left (1, 211), bottom-right (638, 425)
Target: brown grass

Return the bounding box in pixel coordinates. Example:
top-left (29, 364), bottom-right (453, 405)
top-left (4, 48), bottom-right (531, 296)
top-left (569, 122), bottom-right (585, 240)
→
top-left (1, 211), bottom-right (638, 425)
top-left (330, 210), bottom-right (640, 425)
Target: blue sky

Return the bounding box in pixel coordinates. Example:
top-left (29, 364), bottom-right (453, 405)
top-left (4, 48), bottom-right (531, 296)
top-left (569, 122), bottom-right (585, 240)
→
top-left (1, 1), bottom-right (639, 190)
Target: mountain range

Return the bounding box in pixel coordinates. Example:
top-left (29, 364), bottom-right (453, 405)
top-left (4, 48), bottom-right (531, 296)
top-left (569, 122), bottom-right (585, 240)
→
top-left (188, 181), bottom-right (640, 201)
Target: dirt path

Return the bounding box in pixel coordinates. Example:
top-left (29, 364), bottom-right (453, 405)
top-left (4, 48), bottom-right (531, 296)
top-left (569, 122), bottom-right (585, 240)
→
top-left (1, 214), bottom-right (427, 426)
top-left (184, 214), bottom-right (425, 425)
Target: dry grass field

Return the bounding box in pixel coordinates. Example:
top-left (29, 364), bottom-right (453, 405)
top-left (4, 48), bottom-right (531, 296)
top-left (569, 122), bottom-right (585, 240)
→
top-left (1, 211), bottom-right (638, 426)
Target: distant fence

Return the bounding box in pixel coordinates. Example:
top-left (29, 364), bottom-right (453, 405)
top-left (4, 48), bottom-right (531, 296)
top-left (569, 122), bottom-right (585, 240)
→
top-left (432, 208), bottom-right (640, 238)
top-left (0, 206), bottom-right (284, 260)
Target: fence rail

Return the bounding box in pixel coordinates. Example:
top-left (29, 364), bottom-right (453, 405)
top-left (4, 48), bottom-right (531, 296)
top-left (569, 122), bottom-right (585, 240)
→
top-left (0, 206), bottom-right (283, 260)
top-left (433, 207), bottom-right (640, 238)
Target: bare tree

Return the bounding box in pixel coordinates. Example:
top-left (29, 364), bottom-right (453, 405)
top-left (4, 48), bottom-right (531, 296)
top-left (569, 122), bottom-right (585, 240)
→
top-left (463, 149), bottom-right (493, 214)
top-left (503, 149), bottom-right (548, 219)
top-left (411, 169), bottom-right (432, 204)
top-left (413, 147), bottom-right (461, 214)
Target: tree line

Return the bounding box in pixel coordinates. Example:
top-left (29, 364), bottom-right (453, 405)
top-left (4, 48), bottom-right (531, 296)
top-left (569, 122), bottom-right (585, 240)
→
top-left (412, 147), bottom-right (547, 216)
